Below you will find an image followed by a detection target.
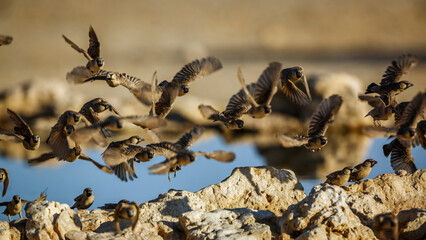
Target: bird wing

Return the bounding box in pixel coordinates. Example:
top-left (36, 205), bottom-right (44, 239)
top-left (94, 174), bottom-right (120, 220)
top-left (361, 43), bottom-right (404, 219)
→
top-left (390, 139), bottom-right (417, 174)
top-left (0, 128), bottom-right (22, 142)
top-left (154, 82), bottom-right (179, 118)
top-left (110, 159), bottom-right (137, 182)
top-left (358, 95), bottom-right (386, 109)
top-left (308, 94), bottom-right (343, 136)
top-left (380, 54), bottom-right (418, 85)
top-left (28, 152), bottom-right (56, 166)
top-left (87, 25), bottom-right (101, 59)
top-left (253, 62), bottom-right (282, 106)
top-left (416, 120), bottom-right (426, 149)
top-left (171, 57), bottom-right (222, 85)
top-left (121, 115), bottom-right (167, 129)
top-left (223, 89), bottom-right (251, 119)
top-left (78, 153), bottom-right (113, 174)
top-left (102, 143), bottom-right (144, 167)
top-left (1, 168), bottom-right (9, 197)
top-left (6, 108), bottom-right (34, 138)
top-left (47, 125), bottom-right (71, 160)
top-left (198, 104), bottom-right (222, 121)
top-left (276, 133), bottom-right (309, 148)
top-left (194, 151), bottom-right (236, 162)
top-left (146, 142), bottom-right (179, 159)
top-left (280, 76), bottom-right (310, 105)
top-left (175, 127), bottom-right (205, 149)
top-left (237, 67), bottom-right (259, 107)
top-left (398, 92), bottom-right (426, 129)
top-left (62, 35), bottom-right (92, 61)
top-left (148, 158), bottom-right (179, 175)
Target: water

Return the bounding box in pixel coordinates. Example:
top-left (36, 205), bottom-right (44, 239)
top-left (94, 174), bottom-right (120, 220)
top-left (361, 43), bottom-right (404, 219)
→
top-left (0, 136), bottom-right (424, 222)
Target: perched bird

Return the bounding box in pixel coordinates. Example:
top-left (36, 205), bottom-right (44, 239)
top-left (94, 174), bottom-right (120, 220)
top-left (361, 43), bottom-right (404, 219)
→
top-left (79, 97), bottom-right (120, 137)
top-left (365, 54), bottom-right (417, 95)
top-left (198, 104), bottom-right (244, 129)
top-left (325, 167), bottom-right (353, 186)
top-left (3, 108), bottom-right (40, 150)
top-left (348, 159), bottom-right (378, 183)
top-left (102, 136), bottom-right (146, 181)
top-left (46, 110), bottom-right (81, 160)
top-left (71, 188), bottom-right (94, 210)
top-left (0, 35), bottom-right (13, 46)
top-left (147, 127), bottom-right (236, 180)
top-left (383, 138), bottom-right (416, 174)
top-left (396, 92), bottom-right (426, 141)
top-left (279, 66), bottom-right (311, 105)
top-left (0, 168), bottom-right (9, 197)
top-left (29, 143), bottom-right (113, 174)
top-left (276, 94), bottom-right (343, 152)
top-left (114, 201), bottom-right (140, 235)
top-left (99, 199), bottom-right (129, 211)
top-left (359, 95), bottom-right (395, 126)
top-left (0, 192), bottom-right (47, 222)
top-left (373, 212), bottom-right (399, 240)
top-left (63, 26), bottom-right (104, 73)
top-left (236, 62), bottom-right (281, 118)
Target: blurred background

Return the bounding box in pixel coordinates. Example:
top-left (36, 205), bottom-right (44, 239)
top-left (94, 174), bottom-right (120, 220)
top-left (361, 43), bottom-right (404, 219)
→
top-left (0, 0), bottom-right (425, 221)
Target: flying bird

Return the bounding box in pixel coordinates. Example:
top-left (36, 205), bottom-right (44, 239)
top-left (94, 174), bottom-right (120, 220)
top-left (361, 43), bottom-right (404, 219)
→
top-left (0, 35), bottom-right (13, 46)
top-left (365, 54), bottom-right (417, 95)
top-left (71, 188), bottom-right (94, 210)
top-left (280, 66), bottom-right (311, 105)
top-left (396, 92), bottom-right (426, 141)
top-left (0, 169), bottom-right (9, 197)
top-left (63, 26), bottom-right (104, 73)
top-left (383, 138), bottom-right (416, 174)
top-left (358, 94), bottom-right (395, 126)
top-left (276, 94), bottom-right (343, 152)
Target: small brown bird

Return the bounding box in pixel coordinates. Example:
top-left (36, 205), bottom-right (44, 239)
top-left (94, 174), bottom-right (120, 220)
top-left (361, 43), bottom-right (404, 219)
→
top-left (276, 94), bottom-right (343, 152)
top-left (0, 192), bottom-right (47, 222)
top-left (147, 127), bottom-right (236, 180)
top-left (114, 201), bottom-right (140, 235)
top-left (79, 97), bottom-right (120, 138)
top-left (325, 167), bottom-right (353, 186)
top-left (0, 35), bottom-right (13, 46)
top-left (396, 92), bottom-right (426, 141)
top-left (373, 212), bottom-right (399, 240)
top-left (198, 104), bottom-right (245, 129)
top-left (4, 108), bottom-right (40, 150)
top-left (365, 54), bottom-right (417, 95)
top-left (0, 169), bottom-right (9, 197)
top-left (416, 120), bottom-right (426, 149)
top-left (71, 188), bottom-right (94, 210)
top-left (102, 136), bottom-right (146, 181)
top-left (236, 62), bottom-right (281, 118)
top-left (359, 94), bottom-right (395, 126)
top-left (279, 66), bottom-right (311, 105)
top-left (383, 138), bottom-right (416, 174)
top-left (99, 199), bottom-right (129, 211)
top-left (348, 159), bottom-right (378, 183)
top-left (63, 26), bottom-right (104, 73)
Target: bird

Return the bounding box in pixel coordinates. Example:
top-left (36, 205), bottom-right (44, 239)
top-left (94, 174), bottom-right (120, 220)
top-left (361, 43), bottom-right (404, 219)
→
top-left (348, 159), bottom-right (378, 183)
top-left (365, 54), bottom-right (417, 96)
top-left (325, 167), bottom-right (353, 186)
top-left (99, 199), bottom-right (129, 211)
top-left (3, 108), bottom-right (40, 150)
top-left (79, 97), bottom-right (120, 138)
top-left (0, 191), bottom-right (47, 222)
top-left (147, 127), bottom-right (236, 180)
top-left (396, 92), bottom-right (426, 141)
top-left (102, 136), bottom-right (147, 181)
top-left (63, 26), bottom-right (104, 74)
top-left (0, 35), bottom-right (13, 46)
top-left (46, 110), bottom-right (81, 160)
top-left (279, 66), bottom-right (311, 105)
top-left (276, 94), bottom-right (343, 152)
top-left (198, 104), bottom-right (245, 129)
top-left (358, 94), bottom-right (395, 126)
top-left (416, 120), bottom-right (426, 149)
top-left (236, 62), bottom-right (282, 118)
top-left (0, 169), bottom-right (9, 197)
top-left (383, 138), bottom-right (416, 174)
top-left (29, 142), bottom-right (113, 174)
top-left (372, 212), bottom-right (399, 240)
top-left (71, 188), bottom-right (94, 210)
top-left (114, 201), bottom-right (140, 235)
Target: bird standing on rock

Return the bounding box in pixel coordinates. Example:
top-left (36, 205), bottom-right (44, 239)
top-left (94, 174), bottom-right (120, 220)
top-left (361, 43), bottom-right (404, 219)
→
top-left (71, 188), bottom-right (94, 210)
top-left (276, 94), bottom-right (343, 152)
top-left (114, 201), bottom-right (140, 235)
top-left (0, 192), bottom-right (47, 222)
top-left (325, 167), bottom-right (353, 186)
top-left (348, 159), bottom-right (377, 183)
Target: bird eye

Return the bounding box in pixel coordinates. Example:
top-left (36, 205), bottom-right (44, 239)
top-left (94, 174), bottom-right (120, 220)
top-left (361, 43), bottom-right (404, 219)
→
top-left (33, 136), bottom-right (40, 142)
top-left (182, 86), bottom-right (190, 93)
top-left (296, 71), bottom-right (303, 79)
top-left (264, 106), bottom-right (272, 114)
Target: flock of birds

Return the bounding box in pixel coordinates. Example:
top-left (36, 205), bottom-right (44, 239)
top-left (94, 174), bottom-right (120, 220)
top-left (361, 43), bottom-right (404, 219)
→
top-left (0, 27), bottom-right (425, 235)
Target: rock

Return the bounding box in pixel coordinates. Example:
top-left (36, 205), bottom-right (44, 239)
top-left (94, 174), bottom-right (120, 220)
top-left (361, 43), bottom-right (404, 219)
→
top-left (9, 218), bottom-right (27, 239)
top-left (0, 221), bottom-right (21, 240)
top-left (54, 210), bottom-right (82, 240)
top-left (343, 170), bottom-right (426, 226)
top-left (179, 208), bottom-right (275, 240)
top-left (278, 184), bottom-right (377, 239)
top-left (77, 209), bottom-right (113, 231)
top-left (196, 166), bottom-right (305, 215)
top-left (397, 208), bottom-right (426, 240)
top-left (65, 230), bottom-right (87, 240)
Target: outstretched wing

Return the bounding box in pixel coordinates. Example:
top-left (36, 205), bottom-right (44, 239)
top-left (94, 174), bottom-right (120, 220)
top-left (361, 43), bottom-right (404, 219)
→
top-left (28, 152), bottom-right (56, 166)
top-left (148, 158), bottom-right (178, 175)
top-left (380, 54), bottom-right (418, 85)
top-left (87, 25), bottom-right (100, 59)
top-left (223, 89), bottom-right (251, 119)
top-left (121, 115), bottom-right (167, 129)
top-left (280, 77), bottom-right (310, 105)
top-left (194, 151), bottom-right (235, 162)
top-left (155, 82), bottom-right (179, 118)
top-left (254, 62), bottom-right (282, 106)
top-left (276, 133), bottom-right (309, 148)
top-left (7, 108), bottom-right (34, 138)
top-left (62, 35), bottom-right (92, 61)
top-left (398, 92), bottom-right (426, 129)
top-left (358, 95), bottom-right (386, 109)
top-left (47, 125), bottom-right (71, 160)
top-left (175, 127), bottom-right (205, 149)
top-left (389, 139), bottom-right (417, 174)
top-left (171, 57), bottom-right (222, 85)
top-left (308, 94), bottom-right (343, 137)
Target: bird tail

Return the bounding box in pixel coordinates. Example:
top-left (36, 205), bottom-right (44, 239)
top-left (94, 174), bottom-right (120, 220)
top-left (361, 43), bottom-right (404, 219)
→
top-left (365, 83), bottom-right (378, 94)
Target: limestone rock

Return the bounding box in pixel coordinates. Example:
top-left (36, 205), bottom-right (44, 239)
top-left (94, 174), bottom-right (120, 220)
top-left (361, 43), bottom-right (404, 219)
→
top-left (279, 184), bottom-right (377, 239)
top-left (343, 170), bottom-right (426, 226)
top-left (196, 166), bottom-right (305, 215)
top-left (397, 208), bottom-right (426, 240)
top-left (179, 208), bottom-right (275, 240)
top-left (65, 230), bottom-right (87, 240)
top-left (77, 209), bottom-right (113, 231)
top-left (54, 210), bottom-right (82, 240)
top-left (0, 221), bottom-right (21, 240)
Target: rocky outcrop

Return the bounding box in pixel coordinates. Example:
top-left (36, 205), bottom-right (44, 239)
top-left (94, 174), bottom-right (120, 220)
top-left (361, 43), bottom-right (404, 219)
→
top-left (397, 208), bottom-right (426, 240)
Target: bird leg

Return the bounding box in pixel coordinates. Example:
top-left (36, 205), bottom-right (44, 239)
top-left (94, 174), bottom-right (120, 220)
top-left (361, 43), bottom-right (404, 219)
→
top-left (8, 215), bottom-right (10, 222)
top-left (114, 219), bottom-right (122, 235)
top-left (19, 212), bottom-right (22, 218)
